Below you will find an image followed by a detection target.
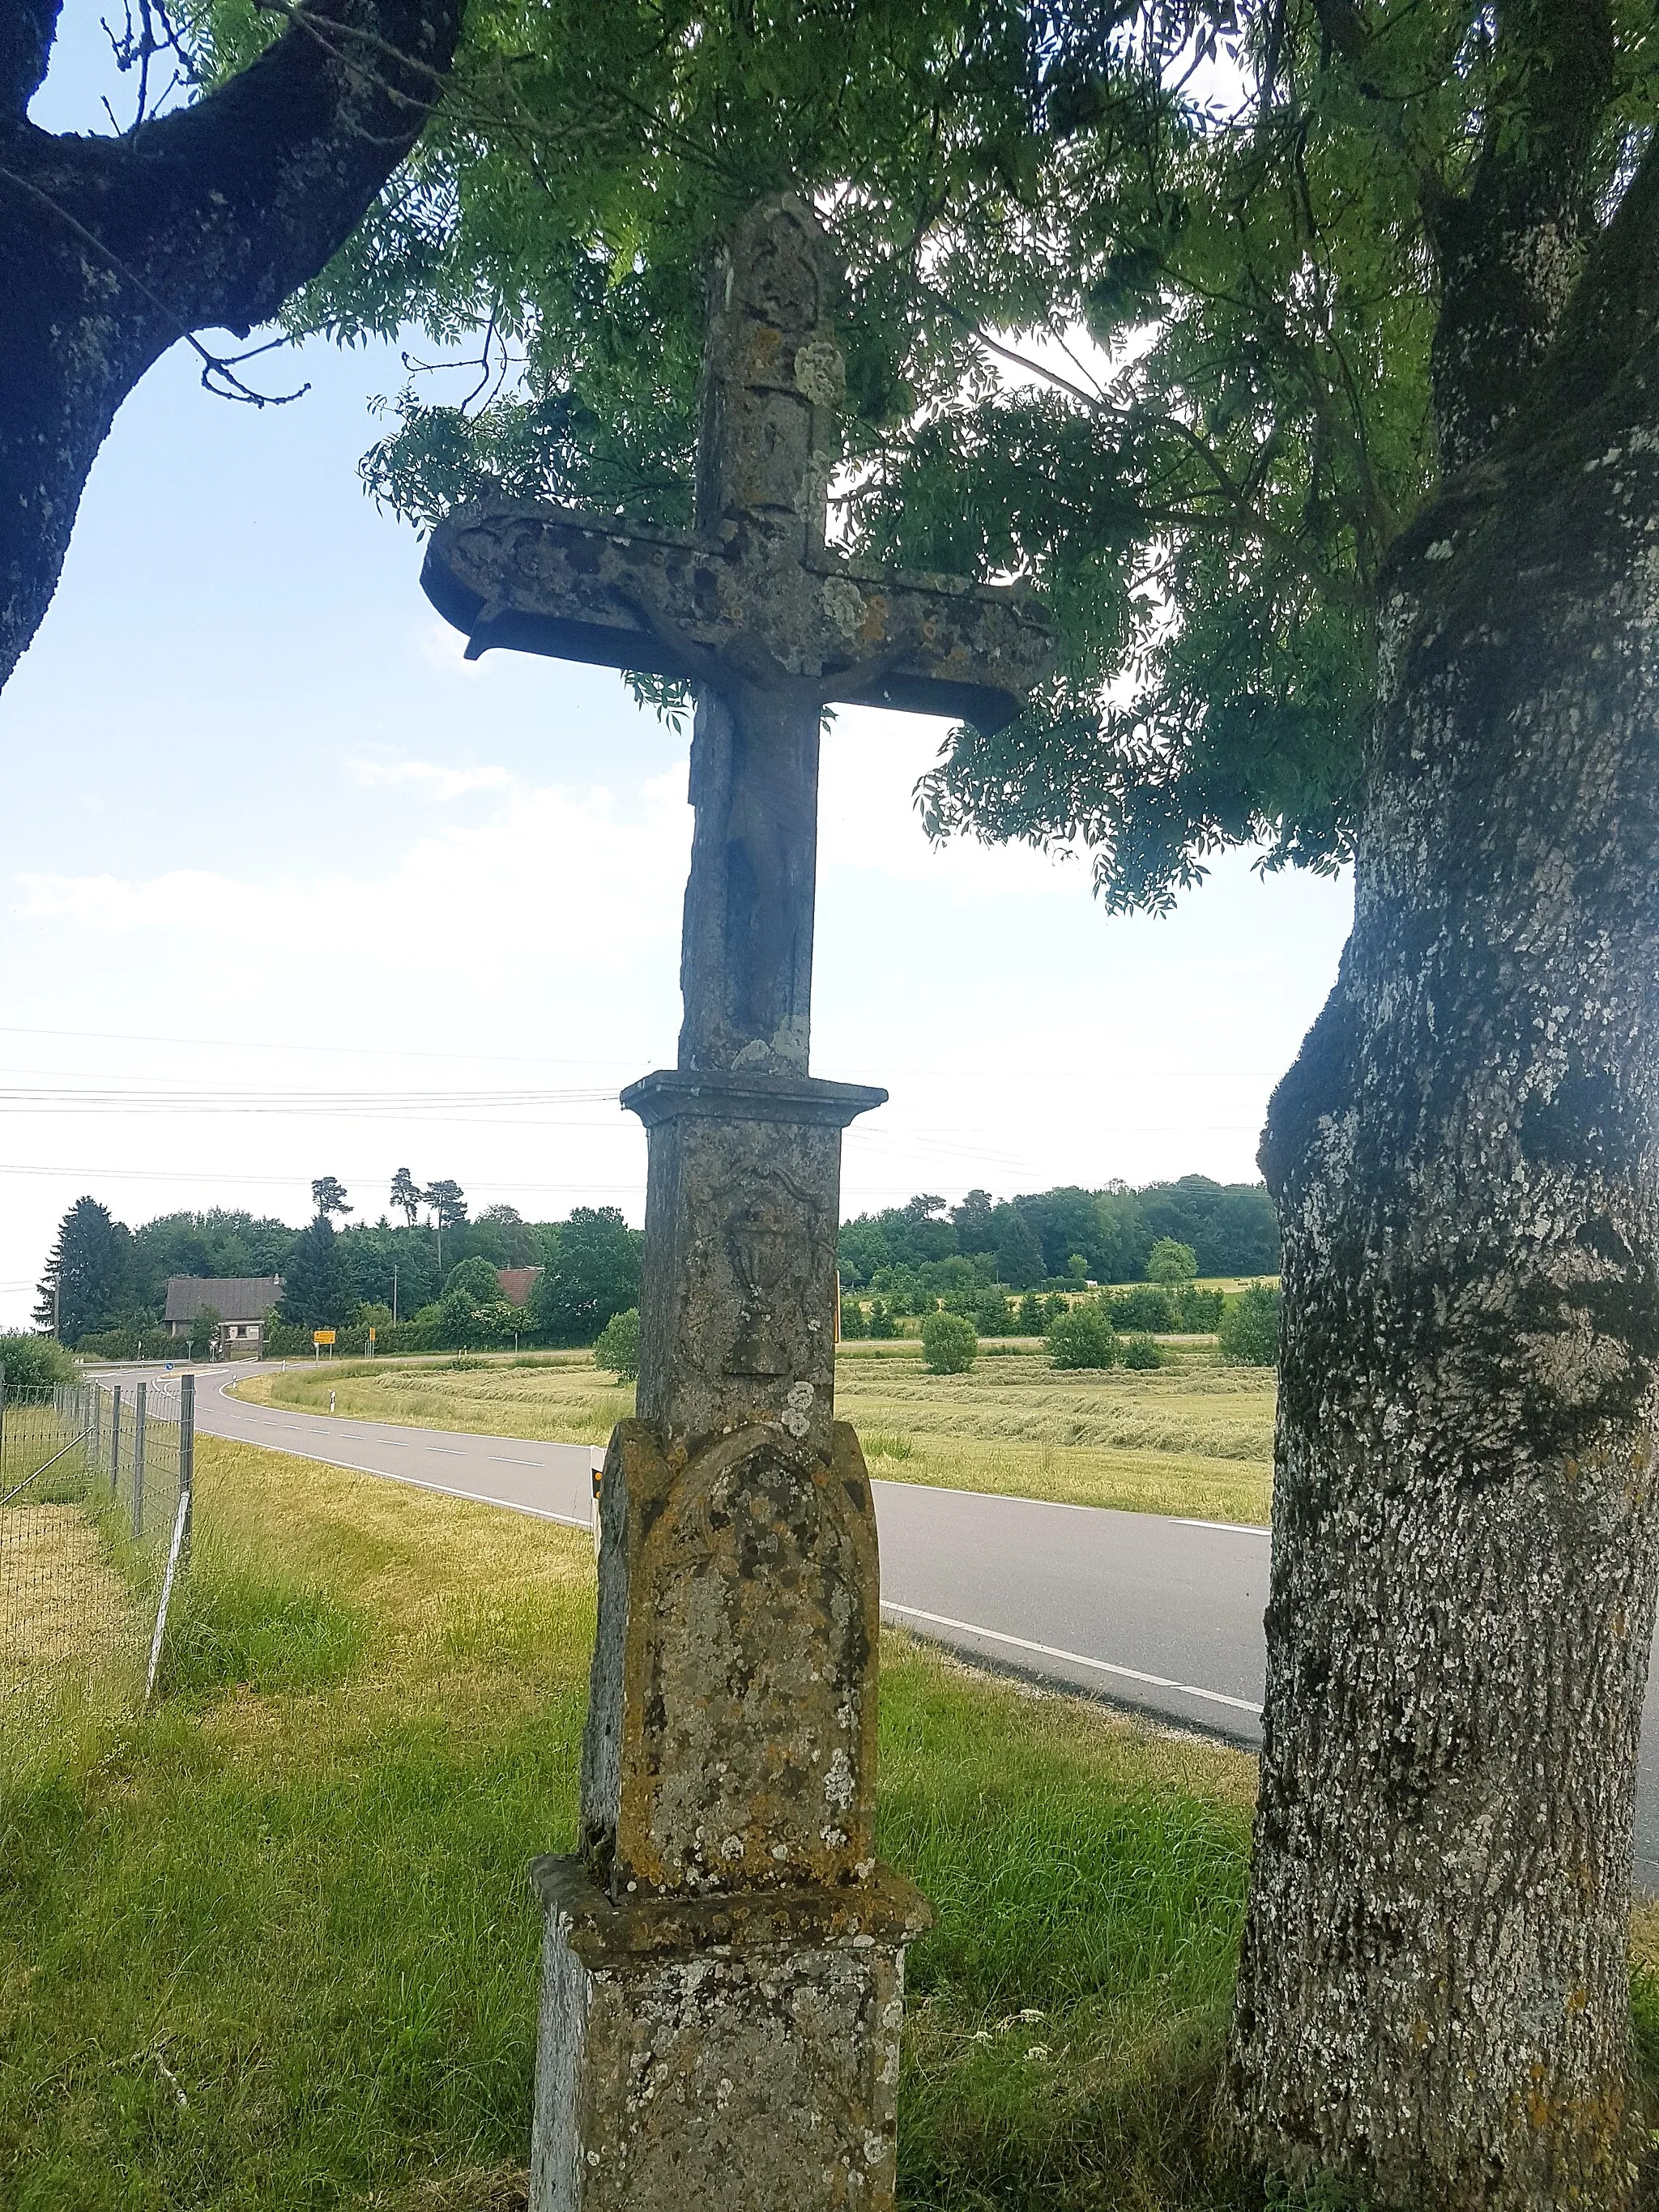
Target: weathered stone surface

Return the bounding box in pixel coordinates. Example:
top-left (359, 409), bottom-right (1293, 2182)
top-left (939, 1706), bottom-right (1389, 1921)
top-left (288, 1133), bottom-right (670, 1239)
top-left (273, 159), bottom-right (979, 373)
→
top-left (581, 1417), bottom-right (879, 1897)
top-left (625, 1070), bottom-right (883, 1451)
top-left (420, 190), bottom-right (1051, 2211)
top-left (422, 201), bottom-right (1050, 740)
top-left (420, 498), bottom-right (1052, 732)
top-left (530, 1856), bottom-right (931, 2212)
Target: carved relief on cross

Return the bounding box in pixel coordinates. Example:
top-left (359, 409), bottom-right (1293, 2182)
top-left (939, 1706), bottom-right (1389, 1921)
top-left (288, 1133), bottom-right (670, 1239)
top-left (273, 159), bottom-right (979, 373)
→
top-left (422, 194), bottom-right (1052, 1075)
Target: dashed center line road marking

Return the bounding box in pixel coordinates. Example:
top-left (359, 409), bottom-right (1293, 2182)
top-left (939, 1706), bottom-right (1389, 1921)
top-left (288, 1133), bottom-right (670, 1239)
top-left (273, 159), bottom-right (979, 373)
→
top-left (881, 1600), bottom-right (1263, 1720)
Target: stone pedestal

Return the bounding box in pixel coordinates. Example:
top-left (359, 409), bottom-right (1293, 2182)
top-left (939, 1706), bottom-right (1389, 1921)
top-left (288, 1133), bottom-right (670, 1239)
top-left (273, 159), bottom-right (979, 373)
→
top-left (578, 1417), bottom-right (881, 1895)
top-left (529, 1858), bottom-right (930, 2212)
top-left (528, 1066), bottom-right (930, 2212)
top-left (624, 1069), bottom-right (885, 1461)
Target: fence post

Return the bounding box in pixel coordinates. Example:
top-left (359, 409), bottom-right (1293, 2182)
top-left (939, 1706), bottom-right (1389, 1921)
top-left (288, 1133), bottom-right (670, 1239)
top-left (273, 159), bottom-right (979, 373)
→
top-left (0, 1361), bottom-right (6, 1483)
top-left (179, 1373), bottom-right (195, 1568)
top-left (132, 1380), bottom-right (147, 1541)
top-left (90, 1384), bottom-right (101, 1481)
top-left (111, 1383), bottom-right (122, 1498)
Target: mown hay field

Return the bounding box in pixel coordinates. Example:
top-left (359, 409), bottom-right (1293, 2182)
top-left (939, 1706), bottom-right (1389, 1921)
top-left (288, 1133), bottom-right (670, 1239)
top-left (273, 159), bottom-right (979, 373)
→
top-left (238, 1343), bottom-right (1277, 1525)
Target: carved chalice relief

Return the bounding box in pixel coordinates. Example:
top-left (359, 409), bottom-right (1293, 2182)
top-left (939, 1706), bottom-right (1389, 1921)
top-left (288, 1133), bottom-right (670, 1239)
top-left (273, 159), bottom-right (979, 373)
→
top-left (725, 1174), bottom-right (821, 1379)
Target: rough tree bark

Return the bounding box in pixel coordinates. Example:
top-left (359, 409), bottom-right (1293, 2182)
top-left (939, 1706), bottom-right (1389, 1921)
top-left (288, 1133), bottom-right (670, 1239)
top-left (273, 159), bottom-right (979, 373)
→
top-left (0, 0), bottom-right (461, 689)
top-left (1228, 6), bottom-right (1659, 2203)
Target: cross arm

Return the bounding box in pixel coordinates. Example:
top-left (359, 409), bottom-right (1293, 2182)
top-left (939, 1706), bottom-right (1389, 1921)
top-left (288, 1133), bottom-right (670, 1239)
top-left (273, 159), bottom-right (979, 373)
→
top-left (808, 558), bottom-right (1052, 731)
top-left (423, 499), bottom-right (1053, 734)
top-left (420, 500), bottom-right (740, 686)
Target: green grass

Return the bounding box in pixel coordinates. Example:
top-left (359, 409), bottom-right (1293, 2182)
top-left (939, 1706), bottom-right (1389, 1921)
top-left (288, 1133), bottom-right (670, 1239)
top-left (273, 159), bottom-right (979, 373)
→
top-left (8, 1434), bottom-right (1659, 2208)
top-left (240, 1344), bottom-right (1276, 1525)
top-left (0, 1431), bottom-right (1272, 2210)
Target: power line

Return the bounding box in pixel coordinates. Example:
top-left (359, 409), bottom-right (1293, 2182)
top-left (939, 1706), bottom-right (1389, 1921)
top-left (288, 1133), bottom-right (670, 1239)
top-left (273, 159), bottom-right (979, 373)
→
top-left (0, 1083), bottom-right (621, 1114)
top-left (0, 1021), bottom-right (649, 1070)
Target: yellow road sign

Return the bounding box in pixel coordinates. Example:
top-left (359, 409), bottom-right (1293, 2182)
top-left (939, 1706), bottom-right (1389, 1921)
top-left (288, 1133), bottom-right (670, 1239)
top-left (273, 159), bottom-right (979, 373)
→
top-left (313, 1329), bottom-right (337, 1346)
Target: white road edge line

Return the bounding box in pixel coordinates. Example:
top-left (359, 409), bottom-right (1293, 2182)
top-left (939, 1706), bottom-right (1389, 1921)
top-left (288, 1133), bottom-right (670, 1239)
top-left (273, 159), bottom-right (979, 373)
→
top-left (881, 1600), bottom-right (1262, 1718)
top-left (205, 1421), bottom-right (592, 1531)
top-left (1174, 1518), bottom-right (1272, 1536)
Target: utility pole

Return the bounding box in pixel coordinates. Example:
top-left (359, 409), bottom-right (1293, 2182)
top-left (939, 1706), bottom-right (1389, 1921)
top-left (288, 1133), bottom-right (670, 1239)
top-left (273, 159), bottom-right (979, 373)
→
top-left (392, 1263), bottom-right (399, 1325)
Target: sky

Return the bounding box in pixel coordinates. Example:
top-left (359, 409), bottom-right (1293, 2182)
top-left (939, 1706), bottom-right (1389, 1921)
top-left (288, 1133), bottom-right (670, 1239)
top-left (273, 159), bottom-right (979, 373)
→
top-left (0, 11), bottom-right (1354, 1328)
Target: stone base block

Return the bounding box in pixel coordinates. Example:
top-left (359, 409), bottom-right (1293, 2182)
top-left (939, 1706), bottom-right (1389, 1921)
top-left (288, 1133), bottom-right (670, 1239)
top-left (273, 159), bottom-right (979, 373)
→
top-left (529, 1856), bottom-right (932, 2212)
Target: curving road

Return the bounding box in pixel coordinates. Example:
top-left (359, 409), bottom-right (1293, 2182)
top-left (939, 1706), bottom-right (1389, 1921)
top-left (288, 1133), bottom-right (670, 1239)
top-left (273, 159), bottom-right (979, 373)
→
top-left (111, 1362), bottom-right (1659, 1888)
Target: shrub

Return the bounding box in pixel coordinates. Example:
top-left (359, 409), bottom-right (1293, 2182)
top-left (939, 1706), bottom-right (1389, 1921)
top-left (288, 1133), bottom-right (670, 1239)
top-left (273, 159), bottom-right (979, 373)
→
top-left (1219, 1281), bottom-right (1282, 1366)
top-left (0, 1332), bottom-right (74, 1391)
top-left (1016, 1290), bottom-right (1047, 1336)
top-left (1173, 1285), bottom-right (1225, 1332)
top-left (974, 1288), bottom-right (1013, 1334)
top-left (838, 1295), bottom-right (867, 1340)
top-left (436, 1286), bottom-right (483, 1350)
top-left (1120, 1333), bottom-right (1164, 1369)
top-left (866, 1299), bottom-right (898, 1340)
top-left (921, 1311), bottom-right (977, 1375)
top-left (595, 1306), bottom-right (640, 1382)
top-left (1047, 1303), bottom-right (1117, 1370)
top-left (1111, 1284), bottom-right (1174, 1332)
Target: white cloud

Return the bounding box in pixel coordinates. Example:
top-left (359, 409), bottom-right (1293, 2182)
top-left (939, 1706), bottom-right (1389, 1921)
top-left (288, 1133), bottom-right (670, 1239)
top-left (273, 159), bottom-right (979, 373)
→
top-left (12, 775), bottom-right (692, 983)
top-left (348, 757), bottom-right (514, 800)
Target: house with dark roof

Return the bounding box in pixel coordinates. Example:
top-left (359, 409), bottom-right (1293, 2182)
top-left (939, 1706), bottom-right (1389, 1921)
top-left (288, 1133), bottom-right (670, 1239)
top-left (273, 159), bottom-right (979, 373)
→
top-left (495, 1265), bottom-right (543, 1307)
top-left (164, 1276), bottom-right (284, 1354)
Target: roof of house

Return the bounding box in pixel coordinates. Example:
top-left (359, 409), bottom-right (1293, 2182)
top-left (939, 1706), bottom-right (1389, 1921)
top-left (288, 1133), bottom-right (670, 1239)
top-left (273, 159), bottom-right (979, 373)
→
top-left (496, 1265), bottom-right (543, 1307)
top-left (164, 1275), bottom-right (284, 1323)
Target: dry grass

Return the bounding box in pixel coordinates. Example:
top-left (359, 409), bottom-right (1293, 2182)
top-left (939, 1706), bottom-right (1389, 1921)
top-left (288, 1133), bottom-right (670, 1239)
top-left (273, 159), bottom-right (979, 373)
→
top-left (240, 1345), bottom-right (1277, 1525)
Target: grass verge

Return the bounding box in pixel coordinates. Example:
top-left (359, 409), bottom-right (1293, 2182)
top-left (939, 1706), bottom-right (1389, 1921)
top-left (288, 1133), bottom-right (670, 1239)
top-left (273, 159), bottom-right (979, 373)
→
top-left (6, 1436), bottom-right (1659, 2206)
top-left (237, 1345), bottom-right (1275, 1526)
top-left (0, 1431), bottom-right (1261, 2209)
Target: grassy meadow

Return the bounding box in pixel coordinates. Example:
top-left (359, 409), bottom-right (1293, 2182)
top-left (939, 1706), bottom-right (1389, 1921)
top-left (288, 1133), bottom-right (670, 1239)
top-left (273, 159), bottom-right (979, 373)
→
top-left (238, 1342), bottom-right (1277, 1526)
top-left (2, 1431), bottom-right (1269, 2210)
top-left (11, 1434), bottom-right (1659, 2206)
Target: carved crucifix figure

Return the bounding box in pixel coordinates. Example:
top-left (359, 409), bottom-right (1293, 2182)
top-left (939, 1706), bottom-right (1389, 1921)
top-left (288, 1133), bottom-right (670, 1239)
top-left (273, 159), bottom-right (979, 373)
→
top-left (423, 195), bottom-right (1050, 2212)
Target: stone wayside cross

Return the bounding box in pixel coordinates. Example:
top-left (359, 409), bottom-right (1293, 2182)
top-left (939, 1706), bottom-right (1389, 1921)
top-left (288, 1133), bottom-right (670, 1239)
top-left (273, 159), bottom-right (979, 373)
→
top-left (422, 195), bottom-right (1051, 2212)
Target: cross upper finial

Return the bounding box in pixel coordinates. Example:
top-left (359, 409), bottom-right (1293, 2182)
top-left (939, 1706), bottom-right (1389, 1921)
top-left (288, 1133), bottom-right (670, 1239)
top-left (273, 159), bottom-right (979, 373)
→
top-left (696, 194), bottom-right (840, 568)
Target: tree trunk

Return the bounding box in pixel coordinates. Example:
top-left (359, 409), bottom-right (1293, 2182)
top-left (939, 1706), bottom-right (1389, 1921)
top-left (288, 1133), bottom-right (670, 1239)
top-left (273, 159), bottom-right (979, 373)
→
top-left (0, 0), bottom-right (460, 691)
top-left (1226, 335), bottom-right (1659, 2201)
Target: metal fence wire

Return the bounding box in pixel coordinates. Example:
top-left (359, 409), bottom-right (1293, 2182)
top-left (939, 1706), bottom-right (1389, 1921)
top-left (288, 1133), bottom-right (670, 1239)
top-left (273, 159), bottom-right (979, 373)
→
top-left (0, 1370), bottom-right (194, 1756)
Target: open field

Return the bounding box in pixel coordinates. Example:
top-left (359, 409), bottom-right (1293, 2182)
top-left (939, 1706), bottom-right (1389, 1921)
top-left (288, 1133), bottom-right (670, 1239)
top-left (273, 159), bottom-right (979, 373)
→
top-left (1, 1433), bottom-right (1263, 2210)
top-left (239, 1343), bottom-right (1277, 1524)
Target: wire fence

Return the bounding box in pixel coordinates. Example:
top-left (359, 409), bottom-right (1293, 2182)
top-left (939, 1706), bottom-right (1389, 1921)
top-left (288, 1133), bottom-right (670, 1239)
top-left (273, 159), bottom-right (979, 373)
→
top-left (0, 1370), bottom-right (194, 1762)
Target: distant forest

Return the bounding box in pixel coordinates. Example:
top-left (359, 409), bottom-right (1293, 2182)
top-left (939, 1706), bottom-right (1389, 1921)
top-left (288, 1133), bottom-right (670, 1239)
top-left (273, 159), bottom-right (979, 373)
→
top-left (837, 1179), bottom-right (1279, 1291)
top-left (28, 1170), bottom-right (1277, 1350)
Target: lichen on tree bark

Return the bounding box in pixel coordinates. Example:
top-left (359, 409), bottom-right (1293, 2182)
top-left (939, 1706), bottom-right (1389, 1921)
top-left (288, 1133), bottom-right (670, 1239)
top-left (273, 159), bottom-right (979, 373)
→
top-left (1228, 47), bottom-right (1659, 2204)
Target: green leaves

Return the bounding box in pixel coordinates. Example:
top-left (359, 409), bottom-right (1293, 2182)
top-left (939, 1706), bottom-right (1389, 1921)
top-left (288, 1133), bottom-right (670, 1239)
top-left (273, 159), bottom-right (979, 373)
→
top-left (228, 0), bottom-right (1656, 905)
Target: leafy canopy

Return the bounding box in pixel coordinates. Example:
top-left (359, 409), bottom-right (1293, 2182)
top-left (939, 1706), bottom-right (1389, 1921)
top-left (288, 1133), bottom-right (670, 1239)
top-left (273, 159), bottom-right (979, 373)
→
top-left (226, 0), bottom-right (1658, 906)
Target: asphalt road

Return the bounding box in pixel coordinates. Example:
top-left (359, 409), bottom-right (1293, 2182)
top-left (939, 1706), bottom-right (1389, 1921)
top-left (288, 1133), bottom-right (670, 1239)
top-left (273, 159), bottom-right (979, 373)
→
top-left (116, 1362), bottom-right (1659, 1887)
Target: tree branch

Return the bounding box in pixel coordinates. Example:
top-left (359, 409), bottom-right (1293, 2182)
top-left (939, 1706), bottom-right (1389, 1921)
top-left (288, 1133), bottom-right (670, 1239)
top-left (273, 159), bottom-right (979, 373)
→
top-left (1, 0), bottom-right (62, 120)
